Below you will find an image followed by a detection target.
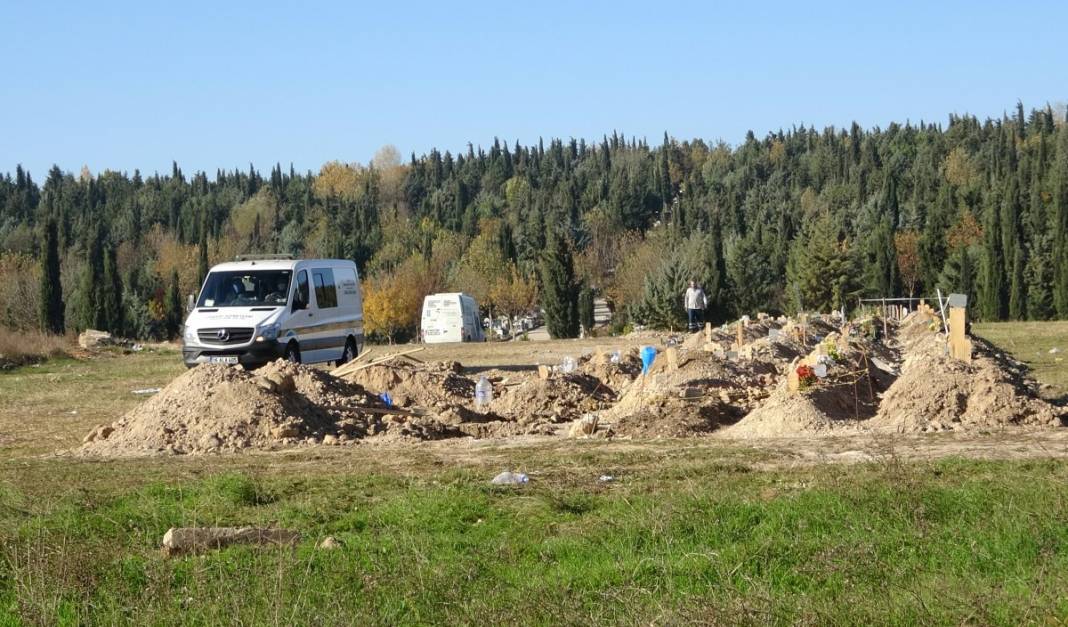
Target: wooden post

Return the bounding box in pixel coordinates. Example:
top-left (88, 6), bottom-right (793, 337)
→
top-left (665, 346), bottom-right (679, 371)
top-left (735, 322), bottom-right (744, 349)
top-left (704, 322), bottom-right (712, 343)
top-left (948, 306), bottom-right (971, 362)
top-left (787, 358), bottom-right (800, 393)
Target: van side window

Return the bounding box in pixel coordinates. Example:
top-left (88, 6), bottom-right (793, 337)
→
top-left (312, 269), bottom-right (338, 309)
top-left (295, 270), bottom-right (310, 308)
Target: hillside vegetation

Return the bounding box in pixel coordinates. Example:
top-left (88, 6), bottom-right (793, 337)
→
top-left (2, 103), bottom-right (1067, 340)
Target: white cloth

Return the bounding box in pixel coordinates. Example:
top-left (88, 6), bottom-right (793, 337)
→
top-left (684, 287), bottom-right (706, 310)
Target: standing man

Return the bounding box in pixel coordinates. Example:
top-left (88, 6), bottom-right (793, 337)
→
top-left (684, 280), bottom-right (707, 332)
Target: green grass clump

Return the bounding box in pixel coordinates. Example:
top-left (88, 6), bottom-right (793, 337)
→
top-left (2, 458), bottom-right (1068, 624)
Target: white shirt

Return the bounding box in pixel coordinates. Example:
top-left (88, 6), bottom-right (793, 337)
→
top-left (684, 287), bottom-right (706, 310)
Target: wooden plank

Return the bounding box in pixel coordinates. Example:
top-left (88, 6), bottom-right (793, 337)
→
top-left (332, 347), bottom-right (426, 376)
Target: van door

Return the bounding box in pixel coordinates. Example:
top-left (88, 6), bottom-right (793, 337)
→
top-left (333, 266), bottom-right (362, 351)
top-left (285, 269), bottom-right (314, 350)
top-left (309, 268), bottom-right (344, 362)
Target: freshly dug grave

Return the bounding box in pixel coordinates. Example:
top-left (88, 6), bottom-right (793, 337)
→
top-left (79, 361), bottom-right (463, 456)
top-left (723, 333), bottom-right (893, 438)
top-left (598, 347), bottom-right (779, 438)
top-left (870, 325), bottom-right (1064, 433)
top-left (493, 371), bottom-right (618, 425)
top-left (339, 360), bottom-right (473, 410)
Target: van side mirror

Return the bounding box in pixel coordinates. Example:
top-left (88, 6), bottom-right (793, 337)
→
top-left (186, 294), bottom-right (196, 313)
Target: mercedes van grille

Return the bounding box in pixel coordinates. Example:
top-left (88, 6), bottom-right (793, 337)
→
top-left (197, 327), bottom-right (255, 345)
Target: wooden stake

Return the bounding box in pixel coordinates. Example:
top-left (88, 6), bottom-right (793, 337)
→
top-left (948, 306), bottom-right (971, 362)
top-left (331, 346), bottom-right (426, 377)
top-left (665, 346), bottom-right (679, 371)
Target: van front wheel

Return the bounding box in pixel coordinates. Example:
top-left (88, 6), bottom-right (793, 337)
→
top-left (336, 337), bottom-right (357, 367)
top-left (284, 342), bottom-right (301, 364)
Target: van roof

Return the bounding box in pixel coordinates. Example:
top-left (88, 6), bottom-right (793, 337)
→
top-left (424, 292), bottom-right (473, 300)
top-left (209, 259), bottom-right (356, 272)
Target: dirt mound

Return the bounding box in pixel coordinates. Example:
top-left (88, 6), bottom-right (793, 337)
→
top-left (723, 333), bottom-right (891, 438)
top-left (722, 387), bottom-right (863, 438)
top-left (78, 361), bottom-right (471, 456)
top-left (494, 372), bottom-right (617, 425)
top-left (870, 328), bottom-right (1063, 432)
top-left (598, 347), bottom-right (777, 438)
top-left (339, 360), bottom-right (473, 409)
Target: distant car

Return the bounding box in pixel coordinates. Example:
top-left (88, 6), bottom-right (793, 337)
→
top-left (181, 257), bottom-right (364, 368)
top-left (421, 292), bottom-right (485, 343)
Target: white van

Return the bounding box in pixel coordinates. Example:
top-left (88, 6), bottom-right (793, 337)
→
top-left (420, 293), bottom-right (485, 344)
top-left (182, 257), bottom-right (363, 368)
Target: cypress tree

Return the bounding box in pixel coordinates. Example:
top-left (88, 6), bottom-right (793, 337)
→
top-left (1001, 178), bottom-right (1026, 319)
top-left (539, 230), bottom-right (580, 339)
top-left (578, 286), bottom-right (595, 333)
top-left (979, 194), bottom-right (1007, 321)
top-left (863, 217), bottom-right (899, 297)
top-left (101, 245), bottom-right (123, 334)
top-left (632, 257), bottom-right (688, 329)
top-left (1009, 246), bottom-right (1026, 320)
top-left (1054, 125), bottom-right (1068, 317)
top-left (787, 212), bottom-right (857, 313)
top-left (702, 223), bottom-right (729, 323)
top-left (166, 270), bottom-right (183, 338)
top-left (38, 219), bottom-right (65, 334)
top-left (197, 228), bottom-right (209, 288)
top-left (939, 245), bottom-right (979, 308)
top-left (75, 227), bottom-right (105, 332)
top-left (1025, 234), bottom-right (1054, 320)
top-left (920, 185), bottom-right (953, 291)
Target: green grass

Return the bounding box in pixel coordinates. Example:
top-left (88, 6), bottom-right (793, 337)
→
top-left (974, 320), bottom-right (1068, 400)
top-left (0, 347), bottom-right (183, 455)
top-left (2, 322), bottom-right (1068, 624)
top-left (3, 457), bottom-right (1068, 625)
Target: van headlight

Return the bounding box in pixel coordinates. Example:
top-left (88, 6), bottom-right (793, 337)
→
top-left (256, 323), bottom-right (281, 342)
top-left (182, 326), bottom-right (198, 345)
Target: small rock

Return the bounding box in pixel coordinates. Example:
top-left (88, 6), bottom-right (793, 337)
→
top-left (317, 536), bottom-right (342, 550)
top-left (198, 434), bottom-right (221, 450)
top-left (82, 424), bottom-right (114, 443)
top-left (323, 434), bottom-right (338, 445)
top-left (266, 373), bottom-right (295, 393)
top-left (491, 471), bottom-right (529, 485)
top-left (78, 329), bottom-right (114, 350)
top-left (271, 425), bottom-right (300, 439)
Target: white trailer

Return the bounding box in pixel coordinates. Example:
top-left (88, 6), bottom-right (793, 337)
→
top-left (420, 293), bottom-right (485, 343)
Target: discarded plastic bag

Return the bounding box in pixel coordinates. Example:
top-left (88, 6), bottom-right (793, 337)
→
top-left (491, 471), bottom-right (529, 485)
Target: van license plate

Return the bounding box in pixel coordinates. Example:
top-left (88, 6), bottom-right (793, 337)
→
top-left (209, 356), bottom-right (239, 365)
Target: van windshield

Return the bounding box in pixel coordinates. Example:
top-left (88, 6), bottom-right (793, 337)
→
top-left (197, 270), bottom-right (292, 308)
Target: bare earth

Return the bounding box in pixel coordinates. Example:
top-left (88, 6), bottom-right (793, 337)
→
top-left (2, 316), bottom-right (1067, 468)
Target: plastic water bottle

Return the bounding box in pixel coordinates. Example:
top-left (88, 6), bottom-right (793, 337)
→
top-left (475, 376), bottom-right (493, 408)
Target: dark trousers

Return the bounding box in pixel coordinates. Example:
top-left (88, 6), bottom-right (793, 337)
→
top-left (687, 308), bottom-right (702, 330)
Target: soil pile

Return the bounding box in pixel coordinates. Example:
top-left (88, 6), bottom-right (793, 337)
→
top-left (339, 360), bottom-right (473, 410)
top-left (599, 348), bottom-right (776, 438)
top-left (723, 332), bottom-right (891, 438)
top-left (870, 324), bottom-right (1063, 432)
top-left (78, 361), bottom-right (468, 456)
top-left (493, 371), bottom-right (617, 425)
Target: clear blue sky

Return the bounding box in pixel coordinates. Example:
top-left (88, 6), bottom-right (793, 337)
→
top-left (2, 0), bottom-right (1065, 179)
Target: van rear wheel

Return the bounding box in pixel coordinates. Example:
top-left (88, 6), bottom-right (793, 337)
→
top-left (284, 342), bottom-right (301, 364)
top-left (336, 337), bottom-right (357, 367)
